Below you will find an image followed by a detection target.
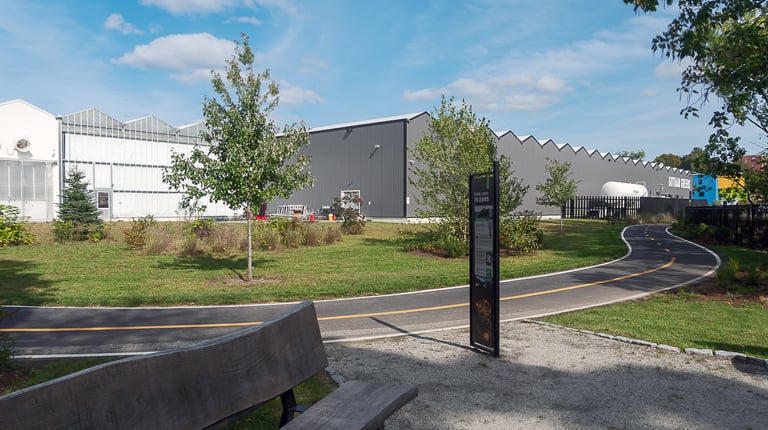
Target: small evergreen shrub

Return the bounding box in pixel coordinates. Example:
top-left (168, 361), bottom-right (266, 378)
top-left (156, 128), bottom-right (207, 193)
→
top-left (55, 169), bottom-right (104, 242)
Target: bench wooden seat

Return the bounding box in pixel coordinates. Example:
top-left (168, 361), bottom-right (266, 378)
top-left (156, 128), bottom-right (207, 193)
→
top-left (0, 301), bottom-right (417, 429)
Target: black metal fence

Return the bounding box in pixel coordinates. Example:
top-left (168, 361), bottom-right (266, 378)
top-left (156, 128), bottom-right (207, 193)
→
top-left (684, 204), bottom-right (768, 248)
top-left (564, 196), bottom-right (705, 221)
top-left (563, 196), bottom-right (641, 221)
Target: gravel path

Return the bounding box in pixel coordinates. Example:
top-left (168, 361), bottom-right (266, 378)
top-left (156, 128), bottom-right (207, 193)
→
top-left (325, 321), bottom-right (768, 429)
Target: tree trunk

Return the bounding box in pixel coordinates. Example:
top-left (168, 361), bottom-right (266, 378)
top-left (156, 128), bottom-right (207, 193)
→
top-left (246, 204), bottom-right (253, 281)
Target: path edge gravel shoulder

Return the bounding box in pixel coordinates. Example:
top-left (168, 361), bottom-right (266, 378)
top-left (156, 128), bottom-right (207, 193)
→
top-left (523, 319), bottom-right (768, 369)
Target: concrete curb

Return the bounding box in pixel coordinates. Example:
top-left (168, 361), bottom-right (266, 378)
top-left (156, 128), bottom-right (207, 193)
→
top-left (523, 319), bottom-right (768, 369)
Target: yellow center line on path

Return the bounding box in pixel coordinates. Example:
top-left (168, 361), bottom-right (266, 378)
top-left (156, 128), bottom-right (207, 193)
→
top-left (0, 321), bottom-right (263, 333)
top-left (499, 257), bottom-right (675, 301)
top-left (0, 258), bottom-right (675, 333)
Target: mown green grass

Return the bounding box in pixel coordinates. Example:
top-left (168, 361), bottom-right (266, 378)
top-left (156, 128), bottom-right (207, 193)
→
top-left (542, 295), bottom-right (768, 358)
top-left (542, 245), bottom-right (768, 358)
top-left (0, 219), bottom-right (627, 307)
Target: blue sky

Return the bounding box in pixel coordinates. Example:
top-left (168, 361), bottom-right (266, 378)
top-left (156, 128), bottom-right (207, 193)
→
top-left (1, 0), bottom-right (763, 160)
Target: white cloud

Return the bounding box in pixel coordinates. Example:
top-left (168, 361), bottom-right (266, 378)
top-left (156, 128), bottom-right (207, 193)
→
top-left (104, 14), bottom-right (144, 35)
top-left (112, 33), bottom-right (236, 71)
top-left (655, 60), bottom-right (687, 78)
top-left (402, 13), bottom-right (666, 114)
top-left (170, 68), bottom-right (220, 83)
top-left (278, 81), bottom-right (324, 105)
top-left (403, 88), bottom-right (441, 102)
top-left (404, 75), bottom-right (570, 112)
top-left (140, 0), bottom-right (238, 15)
top-left (229, 16), bottom-right (262, 25)
top-left (643, 88), bottom-right (659, 97)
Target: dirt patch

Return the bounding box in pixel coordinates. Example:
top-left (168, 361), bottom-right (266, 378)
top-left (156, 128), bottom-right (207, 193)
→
top-left (406, 249), bottom-right (458, 259)
top-left (676, 276), bottom-right (768, 307)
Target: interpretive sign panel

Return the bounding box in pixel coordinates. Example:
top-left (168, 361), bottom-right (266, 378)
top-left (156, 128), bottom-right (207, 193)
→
top-left (469, 162), bottom-right (500, 356)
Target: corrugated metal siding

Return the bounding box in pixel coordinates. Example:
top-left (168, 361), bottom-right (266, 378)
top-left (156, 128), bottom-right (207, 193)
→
top-left (269, 119), bottom-right (412, 217)
top-left (497, 133), bottom-right (692, 216)
top-left (405, 113), bottom-right (431, 217)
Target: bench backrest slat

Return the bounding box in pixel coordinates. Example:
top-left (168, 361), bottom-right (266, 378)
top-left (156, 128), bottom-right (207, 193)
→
top-left (0, 301), bottom-right (327, 430)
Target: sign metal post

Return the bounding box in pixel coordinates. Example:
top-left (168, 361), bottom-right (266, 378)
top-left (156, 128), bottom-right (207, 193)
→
top-left (469, 161), bottom-right (500, 357)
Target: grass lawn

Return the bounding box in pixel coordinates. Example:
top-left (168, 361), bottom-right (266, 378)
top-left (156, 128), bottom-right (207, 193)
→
top-left (542, 244), bottom-right (768, 358)
top-left (0, 219), bottom-right (627, 307)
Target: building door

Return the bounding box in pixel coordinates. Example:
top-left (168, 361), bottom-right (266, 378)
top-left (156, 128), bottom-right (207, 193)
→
top-left (95, 189), bottom-right (112, 221)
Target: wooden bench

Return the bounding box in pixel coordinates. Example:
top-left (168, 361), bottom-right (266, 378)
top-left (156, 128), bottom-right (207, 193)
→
top-left (0, 301), bottom-right (417, 429)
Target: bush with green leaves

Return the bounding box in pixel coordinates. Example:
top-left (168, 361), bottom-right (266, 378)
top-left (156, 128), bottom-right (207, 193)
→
top-left (0, 204), bottom-right (35, 247)
top-left (252, 221), bottom-right (281, 251)
top-left (500, 211), bottom-right (544, 255)
top-left (190, 218), bottom-right (214, 239)
top-left (123, 215), bottom-right (157, 251)
top-left (335, 194), bottom-right (366, 235)
top-left (416, 222), bottom-right (469, 258)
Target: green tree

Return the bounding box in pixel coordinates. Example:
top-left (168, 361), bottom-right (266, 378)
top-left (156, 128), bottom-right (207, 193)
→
top-left (536, 158), bottom-right (580, 235)
top-left (617, 150), bottom-right (646, 161)
top-left (624, 0), bottom-right (767, 176)
top-left (743, 161), bottom-right (768, 203)
top-left (680, 147), bottom-right (710, 171)
top-left (653, 153), bottom-right (682, 167)
top-left (409, 96), bottom-right (528, 253)
top-left (163, 34), bottom-right (313, 281)
top-left (55, 168), bottom-right (103, 242)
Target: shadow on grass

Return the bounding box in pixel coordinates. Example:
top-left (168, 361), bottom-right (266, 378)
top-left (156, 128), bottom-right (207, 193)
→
top-left (153, 254), bottom-right (278, 281)
top-left (360, 228), bottom-right (433, 249)
top-left (0, 259), bottom-right (56, 306)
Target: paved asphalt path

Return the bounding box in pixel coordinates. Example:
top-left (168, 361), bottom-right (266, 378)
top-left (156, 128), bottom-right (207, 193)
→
top-left (0, 224), bottom-right (719, 358)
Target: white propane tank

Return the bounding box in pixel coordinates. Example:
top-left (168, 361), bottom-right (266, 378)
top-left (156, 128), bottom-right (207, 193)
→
top-left (599, 181), bottom-right (649, 198)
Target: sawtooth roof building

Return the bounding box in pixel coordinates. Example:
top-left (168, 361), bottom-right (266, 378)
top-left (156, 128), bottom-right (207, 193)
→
top-left (1, 99), bottom-right (693, 222)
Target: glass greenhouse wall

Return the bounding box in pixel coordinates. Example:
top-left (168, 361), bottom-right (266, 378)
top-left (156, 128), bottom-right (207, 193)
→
top-left (59, 108), bottom-right (237, 221)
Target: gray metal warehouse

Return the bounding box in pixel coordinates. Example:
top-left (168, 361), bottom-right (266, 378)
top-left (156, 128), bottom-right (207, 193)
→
top-left (271, 112), bottom-right (693, 217)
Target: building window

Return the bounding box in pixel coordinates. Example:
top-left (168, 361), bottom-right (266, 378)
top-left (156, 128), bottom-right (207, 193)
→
top-left (0, 160), bottom-right (48, 200)
top-left (97, 191), bottom-right (110, 209)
